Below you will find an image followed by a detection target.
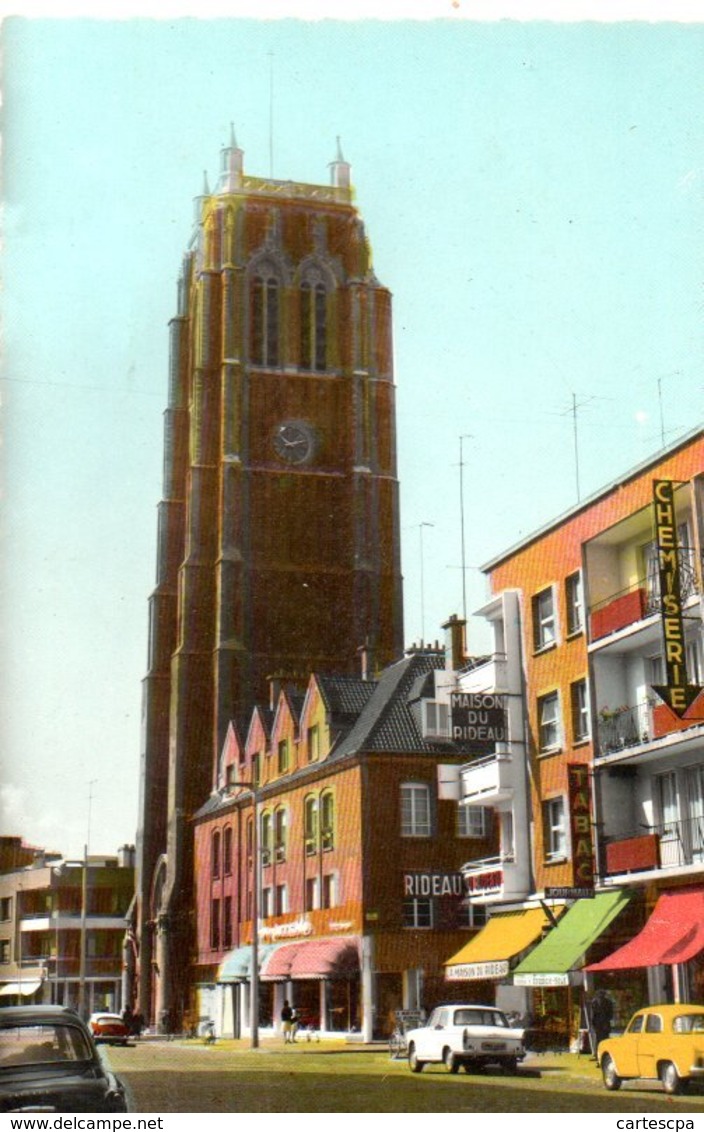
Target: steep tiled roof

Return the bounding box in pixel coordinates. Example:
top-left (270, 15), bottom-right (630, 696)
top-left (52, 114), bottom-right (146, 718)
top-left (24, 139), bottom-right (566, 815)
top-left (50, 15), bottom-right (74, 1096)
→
top-left (316, 673), bottom-right (377, 721)
top-left (331, 652), bottom-right (456, 758)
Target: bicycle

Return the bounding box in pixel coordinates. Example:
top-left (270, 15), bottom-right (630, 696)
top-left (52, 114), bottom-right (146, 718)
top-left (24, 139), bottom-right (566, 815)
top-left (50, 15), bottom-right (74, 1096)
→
top-left (388, 1027), bottom-right (407, 1059)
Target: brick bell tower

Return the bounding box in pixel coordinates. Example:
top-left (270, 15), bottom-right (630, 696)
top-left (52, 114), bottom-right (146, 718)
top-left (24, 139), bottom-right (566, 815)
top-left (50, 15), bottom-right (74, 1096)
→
top-left (135, 130), bottom-right (404, 1025)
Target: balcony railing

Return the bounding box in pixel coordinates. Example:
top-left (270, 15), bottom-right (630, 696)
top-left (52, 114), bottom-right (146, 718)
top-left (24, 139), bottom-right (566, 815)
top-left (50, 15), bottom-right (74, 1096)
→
top-left (602, 814), bottom-right (704, 876)
top-left (596, 702), bottom-right (651, 756)
top-left (589, 552), bottom-right (701, 642)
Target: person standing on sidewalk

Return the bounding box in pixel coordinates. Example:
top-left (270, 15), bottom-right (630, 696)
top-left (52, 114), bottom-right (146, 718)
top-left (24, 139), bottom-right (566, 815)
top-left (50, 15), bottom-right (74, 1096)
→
top-left (281, 1000), bottom-right (293, 1043)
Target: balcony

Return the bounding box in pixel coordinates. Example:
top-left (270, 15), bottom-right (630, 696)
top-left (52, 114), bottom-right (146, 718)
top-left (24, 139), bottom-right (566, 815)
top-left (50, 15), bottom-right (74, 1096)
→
top-left (589, 553), bottom-right (701, 644)
top-left (458, 653), bottom-right (508, 695)
top-left (460, 853), bottom-right (527, 903)
top-left (602, 815), bottom-right (704, 879)
top-left (461, 752), bottom-right (514, 807)
top-left (595, 700), bottom-right (704, 762)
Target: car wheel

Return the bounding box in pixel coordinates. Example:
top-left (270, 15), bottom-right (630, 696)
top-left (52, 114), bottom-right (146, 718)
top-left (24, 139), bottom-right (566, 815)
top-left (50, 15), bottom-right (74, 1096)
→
top-left (503, 1057), bottom-right (518, 1074)
top-left (601, 1054), bottom-right (622, 1091)
top-left (443, 1047), bottom-right (460, 1074)
top-left (660, 1061), bottom-right (686, 1095)
top-left (408, 1044), bottom-right (424, 1073)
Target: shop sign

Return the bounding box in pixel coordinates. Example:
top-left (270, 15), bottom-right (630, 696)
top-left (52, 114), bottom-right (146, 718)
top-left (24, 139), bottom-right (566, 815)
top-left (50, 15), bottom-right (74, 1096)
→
top-left (403, 871), bottom-right (466, 897)
top-left (513, 973), bottom-right (570, 987)
top-left (567, 763), bottom-right (594, 888)
top-left (446, 960), bottom-right (509, 981)
top-left (259, 917), bottom-right (313, 941)
top-left (544, 887), bottom-right (595, 900)
top-left (651, 479), bottom-right (703, 717)
top-left (464, 868), bottom-right (503, 897)
top-left (450, 692), bottom-right (507, 750)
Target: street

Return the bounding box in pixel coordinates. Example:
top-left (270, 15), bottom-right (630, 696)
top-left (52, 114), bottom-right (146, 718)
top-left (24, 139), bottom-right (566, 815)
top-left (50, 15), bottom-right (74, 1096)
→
top-left (105, 1039), bottom-right (704, 1113)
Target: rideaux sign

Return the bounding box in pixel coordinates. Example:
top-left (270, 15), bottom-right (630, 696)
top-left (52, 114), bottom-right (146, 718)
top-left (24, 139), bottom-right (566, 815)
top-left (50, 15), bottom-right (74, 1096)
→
top-left (450, 692), bottom-right (507, 750)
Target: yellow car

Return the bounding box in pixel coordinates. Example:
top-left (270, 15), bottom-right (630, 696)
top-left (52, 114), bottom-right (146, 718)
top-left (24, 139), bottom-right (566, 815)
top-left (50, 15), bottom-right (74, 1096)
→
top-left (598, 1004), bottom-right (704, 1095)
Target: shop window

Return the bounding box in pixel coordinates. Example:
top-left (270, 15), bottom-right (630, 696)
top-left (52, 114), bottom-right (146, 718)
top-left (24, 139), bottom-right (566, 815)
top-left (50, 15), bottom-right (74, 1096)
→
top-left (544, 797), bottom-right (567, 860)
top-left (538, 691), bottom-right (561, 752)
top-left (565, 572), bottom-right (584, 636)
top-left (570, 679), bottom-right (590, 743)
top-left (457, 804), bottom-right (489, 838)
top-left (401, 782), bottom-right (432, 837)
top-left (402, 897), bottom-right (433, 929)
top-left (304, 796), bottom-right (318, 855)
top-left (533, 587), bottom-right (557, 651)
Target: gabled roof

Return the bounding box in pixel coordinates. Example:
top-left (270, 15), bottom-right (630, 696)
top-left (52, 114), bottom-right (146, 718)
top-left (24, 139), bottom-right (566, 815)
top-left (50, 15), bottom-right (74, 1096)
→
top-left (316, 673), bottom-right (377, 722)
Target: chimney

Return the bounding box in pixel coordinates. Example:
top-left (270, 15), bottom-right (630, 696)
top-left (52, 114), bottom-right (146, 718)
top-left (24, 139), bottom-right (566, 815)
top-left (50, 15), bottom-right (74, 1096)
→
top-left (443, 614), bottom-right (467, 671)
top-left (268, 675), bottom-right (282, 710)
top-left (357, 642), bottom-right (375, 681)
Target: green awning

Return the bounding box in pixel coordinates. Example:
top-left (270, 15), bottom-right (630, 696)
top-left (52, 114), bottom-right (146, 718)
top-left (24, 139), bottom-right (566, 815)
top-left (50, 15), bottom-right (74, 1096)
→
top-left (513, 890), bottom-right (631, 986)
top-left (218, 943), bottom-right (280, 983)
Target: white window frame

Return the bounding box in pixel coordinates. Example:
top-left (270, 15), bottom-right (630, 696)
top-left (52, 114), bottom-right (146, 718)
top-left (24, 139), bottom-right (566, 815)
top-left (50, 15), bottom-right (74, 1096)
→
top-left (402, 897), bottom-right (433, 929)
top-left (538, 691), bottom-right (561, 752)
top-left (422, 700), bottom-right (450, 738)
top-left (457, 804), bottom-right (488, 838)
top-left (544, 796), bottom-right (567, 860)
top-left (305, 876), bottom-right (320, 912)
top-left (566, 571), bottom-right (584, 636)
top-left (401, 782), bottom-right (432, 837)
top-left (571, 679), bottom-right (590, 743)
top-left (533, 587), bottom-right (557, 651)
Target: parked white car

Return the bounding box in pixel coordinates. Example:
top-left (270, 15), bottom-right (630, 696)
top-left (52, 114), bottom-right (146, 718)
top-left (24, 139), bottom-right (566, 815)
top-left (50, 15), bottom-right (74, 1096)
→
top-left (406, 1004), bottom-right (526, 1074)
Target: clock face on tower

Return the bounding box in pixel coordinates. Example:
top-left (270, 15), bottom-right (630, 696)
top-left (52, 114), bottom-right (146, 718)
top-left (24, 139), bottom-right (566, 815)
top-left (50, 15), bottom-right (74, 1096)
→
top-left (273, 421), bottom-right (316, 465)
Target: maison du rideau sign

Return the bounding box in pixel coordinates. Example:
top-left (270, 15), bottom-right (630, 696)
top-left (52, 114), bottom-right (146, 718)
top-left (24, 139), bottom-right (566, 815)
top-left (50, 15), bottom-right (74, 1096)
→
top-left (651, 479), bottom-right (703, 718)
top-left (450, 692), bottom-right (507, 751)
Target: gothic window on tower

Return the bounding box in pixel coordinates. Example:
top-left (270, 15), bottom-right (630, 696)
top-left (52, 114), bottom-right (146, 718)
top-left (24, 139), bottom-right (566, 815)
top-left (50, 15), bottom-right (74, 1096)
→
top-left (250, 268), bottom-right (280, 367)
top-left (300, 277), bottom-right (327, 371)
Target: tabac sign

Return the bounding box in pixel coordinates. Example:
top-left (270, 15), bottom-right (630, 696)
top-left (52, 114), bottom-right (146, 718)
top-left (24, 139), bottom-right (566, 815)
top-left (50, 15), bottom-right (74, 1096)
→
top-left (567, 763), bottom-right (594, 888)
top-left (450, 692), bottom-right (507, 750)
top-left (651, 479), bottom-right (703, 717)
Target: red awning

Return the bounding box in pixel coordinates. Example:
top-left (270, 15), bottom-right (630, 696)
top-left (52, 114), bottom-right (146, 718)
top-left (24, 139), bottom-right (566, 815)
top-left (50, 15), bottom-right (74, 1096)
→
top-left (586, 887), bottom-right (704, 971)
top-left (261, 937), bottom-right (360, 980)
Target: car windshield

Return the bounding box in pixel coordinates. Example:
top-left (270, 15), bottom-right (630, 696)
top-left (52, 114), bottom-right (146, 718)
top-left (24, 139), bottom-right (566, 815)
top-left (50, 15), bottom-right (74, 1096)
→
top-left (453, 1009), bottom-right (508, 1028)
top-left (0, 1023), bottom-right (93, 1068)
top-left (673, 1013), bottom-right (704, 1033)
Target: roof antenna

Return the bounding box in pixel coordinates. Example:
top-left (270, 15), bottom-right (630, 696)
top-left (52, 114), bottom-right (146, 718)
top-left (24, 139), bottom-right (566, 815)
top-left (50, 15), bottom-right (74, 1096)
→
top-left (268, 51), bottom-right (275, 179)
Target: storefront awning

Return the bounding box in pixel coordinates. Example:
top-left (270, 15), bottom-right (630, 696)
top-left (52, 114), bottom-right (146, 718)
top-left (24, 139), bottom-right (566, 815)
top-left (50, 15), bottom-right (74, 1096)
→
top-left (513, 890), bottom-right (631, 986)
top-left (217, 943), bottom-right (280, 983)
top-left (585, 887), bottom-right (704, 972)
top-left (445, 907), bottom-right (554, 981)
top-left (0, 980), bottom-right (42, 997)
top-left (262, 937), bottom-right (361, 981)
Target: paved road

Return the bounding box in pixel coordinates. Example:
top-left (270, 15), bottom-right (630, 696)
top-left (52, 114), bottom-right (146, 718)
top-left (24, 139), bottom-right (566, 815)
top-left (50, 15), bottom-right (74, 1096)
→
top-left (105, 1039), bottom-right (704, 1113)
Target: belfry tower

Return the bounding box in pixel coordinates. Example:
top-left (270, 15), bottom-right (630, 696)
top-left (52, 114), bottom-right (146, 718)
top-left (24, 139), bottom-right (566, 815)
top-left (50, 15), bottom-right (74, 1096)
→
top-left (135, 131), bottom-right (404, 1024)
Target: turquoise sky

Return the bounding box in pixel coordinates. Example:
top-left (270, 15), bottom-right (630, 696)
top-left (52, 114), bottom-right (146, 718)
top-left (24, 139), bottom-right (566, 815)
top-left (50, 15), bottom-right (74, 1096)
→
top-left (2, 15), bottom-right (702, 857)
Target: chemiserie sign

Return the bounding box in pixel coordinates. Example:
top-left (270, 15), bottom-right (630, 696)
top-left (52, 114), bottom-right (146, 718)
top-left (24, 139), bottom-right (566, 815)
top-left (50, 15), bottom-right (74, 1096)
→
top-left (403, 869), bottom-right (503, 899)
top-left (450, 692), bottom-right (507, 749)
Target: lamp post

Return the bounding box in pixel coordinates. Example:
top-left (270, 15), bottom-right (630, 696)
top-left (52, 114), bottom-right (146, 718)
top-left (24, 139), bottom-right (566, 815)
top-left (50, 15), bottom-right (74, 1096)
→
top-left (234, 780), bottom-right (260, 1049)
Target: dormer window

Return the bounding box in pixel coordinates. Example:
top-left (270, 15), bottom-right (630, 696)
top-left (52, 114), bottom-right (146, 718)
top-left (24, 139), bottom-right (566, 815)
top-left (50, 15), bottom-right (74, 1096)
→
top-left (422, 700), bottom-right (450, 738)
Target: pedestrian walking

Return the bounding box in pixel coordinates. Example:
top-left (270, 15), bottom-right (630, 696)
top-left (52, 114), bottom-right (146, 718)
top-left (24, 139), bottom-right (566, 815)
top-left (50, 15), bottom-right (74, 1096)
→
top-left (590, 989), bottom-right (614, 1052)
top-left (291, 1007), bottom-right (300, 1042)
top-left (281, 999), bottom-right (293, 1043)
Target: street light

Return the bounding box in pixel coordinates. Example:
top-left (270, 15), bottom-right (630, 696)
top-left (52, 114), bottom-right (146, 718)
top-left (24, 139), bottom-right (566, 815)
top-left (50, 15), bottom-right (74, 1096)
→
top-left (233, 779), bottom-right (260, 1049)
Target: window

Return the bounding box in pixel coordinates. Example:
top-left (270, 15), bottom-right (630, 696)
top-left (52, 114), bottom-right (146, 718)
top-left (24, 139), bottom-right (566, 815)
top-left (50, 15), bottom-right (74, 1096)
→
top-left (305, 876), bottom-right (319, 912)
top-left (544, 797), bottom-right (567, 860)
top-left (223, 826), bottom-right (232, 876)
top-left (0, 939), bottom-right (9, 963)
top-left (223, 896), bottom-right (232, 950)
top-left (320, 791), bottom-right (334, 851)
top-left (275, 884), bottom-right (288, 916)
top-left (300, 279), bottom-right (327, 371)
top-left (456, 901), bottom-right (488, 930)
top-left (656, 771), bottom-right (679, 832)
top-left (0, 898), bottom-right (11, 921)
top-left (402, 897), bottom-right (433, 929)
top-left (304, 796), bottom-right (318, 855)
top-left (533, 587), bottom-right (556, 651)
top-left (252, 753), bottom-right (262, 788)
top-left (401, 783), bottom-right (432, 837)
top-left (570, 680), bottom-right (590, 743)
top-left (211, 830), bottom-right (221, 879)
top-left (457, 805), bottom-right (489, 838)
top-left (274, 807), bottom-right (288, 862)
top-left (647, 654), bottom-right (665, 685)
top-left (538, 692), bottom-right (561, 752)
top-left (261, 887), bottom-right (272, 919)
top-left (321, 873), bottom-right (337, 909)
top-left (423, 700), bottom-right (450, 738)
top-left (210, 898), bottom-right (221, 950)
top-left (566, 572), bottom-right (584, 636)
top-left (261, 811), bottom-right (273, 867)
top-left (250, 271), bottom-right (279, 366)
top-left (278, 739), bottom-right (290, 774)
top-left (307, 724), bottom-right (320, 762)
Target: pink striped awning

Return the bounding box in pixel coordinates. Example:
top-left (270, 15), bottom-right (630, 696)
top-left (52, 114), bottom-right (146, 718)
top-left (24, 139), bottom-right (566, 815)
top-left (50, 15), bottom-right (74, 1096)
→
top-left (261, 937), bottom-right (360, 981)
